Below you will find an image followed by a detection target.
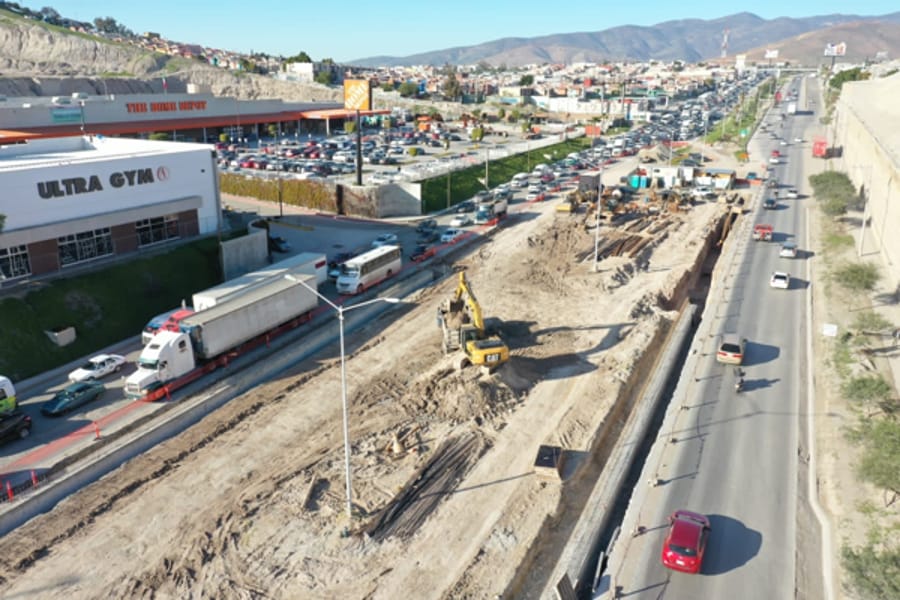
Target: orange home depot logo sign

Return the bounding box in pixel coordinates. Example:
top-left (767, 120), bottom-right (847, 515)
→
top-left (344, 79), bottom-right (371, 111)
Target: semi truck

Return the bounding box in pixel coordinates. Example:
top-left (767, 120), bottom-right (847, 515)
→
top-left (474, 198), bottom-right (508, 224)
top-left (786, 102), bottom-right (797, 115)
top-left (125, 273), bottom-right (319, 397)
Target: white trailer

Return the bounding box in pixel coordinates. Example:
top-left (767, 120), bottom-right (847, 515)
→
top-left (183, 273), bottom-right (318, 359)
top-left (192, 253), bottom-right (327, 310)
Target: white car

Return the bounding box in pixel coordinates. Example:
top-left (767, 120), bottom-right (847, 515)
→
top-left (68, 354), bottom-right (126, 382)
top-left (440, 228), bottom-right (464, 244)
top-left (450, 214), bottom-right (473, 227)
top-left (780, 243), bottom-right (798, 258)
top-left (786, 188), bottom-right (799, 199)
top-left (779, 139), bottom-right (788, 146)
top-left (371, 233), bottom-right (399, 248)
top-left (769, 156), bottom-right (780, 164)
top-left (793, 137), bottom-right (804, 143)
top-left (770, 271), bottom-right (791, 289)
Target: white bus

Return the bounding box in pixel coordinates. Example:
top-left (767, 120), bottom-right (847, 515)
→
top-left (335, 245), bottom-right (402, 295)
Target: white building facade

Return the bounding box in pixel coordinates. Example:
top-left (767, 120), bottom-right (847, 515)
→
top-left (0, 136), bottom-right (219, 282)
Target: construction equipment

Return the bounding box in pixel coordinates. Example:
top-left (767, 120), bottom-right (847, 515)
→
top-left (437, 271), bottom-right (510, 372)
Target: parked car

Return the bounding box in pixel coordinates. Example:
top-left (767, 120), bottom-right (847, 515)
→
top-left (661, 510), bottom-right (711, 574)
top-left (0, 411), bottom-right (32, 445)
top-left (440, 228), bottom-right (464, 244)
top-left (268, 236), bottom-right (292, 253)
top-left (770, 271), bottom-right (791, 289)
top-left (371, 233), bottom-right (399, 248)
top-left (68, 354), bottom-right (126, 383)
top-left (450, 214), bottom-right (473, 227)
top-left (41, 381), bottom-right (106, 417)
top-left (716, 336), bottom-right (746, 365)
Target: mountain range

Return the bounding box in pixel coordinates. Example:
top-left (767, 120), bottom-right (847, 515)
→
top-left (351, 12), bottom-right (900, 67)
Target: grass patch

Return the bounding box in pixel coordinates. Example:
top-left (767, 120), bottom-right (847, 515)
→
top-left (853, 311), bottom-right (893, 333)
top-left (0, 238), bottom-right (222, 381)
top-left (420, 138), bottom-right (589, 213)
top-left (822, 230), bottom-right (854, 253)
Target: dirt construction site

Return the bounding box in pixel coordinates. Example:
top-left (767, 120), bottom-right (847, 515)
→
top-left (0, 156), bottom-right (739, 599)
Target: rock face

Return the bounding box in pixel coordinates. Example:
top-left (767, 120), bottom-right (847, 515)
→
top-left (0, 18), bottom-right (343, 103)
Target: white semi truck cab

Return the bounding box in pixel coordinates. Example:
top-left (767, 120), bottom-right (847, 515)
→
top-left (125, 330), bottom-right (196, 397)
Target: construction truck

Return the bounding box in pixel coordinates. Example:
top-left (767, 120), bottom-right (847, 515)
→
top-left (437, 271), bottom-right (510, 372)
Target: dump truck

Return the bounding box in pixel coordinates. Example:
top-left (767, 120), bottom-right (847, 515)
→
top-left (125, 274), bottom-right (319, 397)
top-left (437, 271), bottom-right (509, 372)
top-left (474, 197), bottom-right (508, 224)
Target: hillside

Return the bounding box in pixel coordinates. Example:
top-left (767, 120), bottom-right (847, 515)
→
top-left (352, 11), bottom-right (900, 67)
top-left (0, 11), bottom-right (341, 102)
top-left (740, 20), bottom-right (900, 64)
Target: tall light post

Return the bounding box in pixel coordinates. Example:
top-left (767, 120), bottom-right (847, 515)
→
top-left (285, 274), bottom-right (399, 525)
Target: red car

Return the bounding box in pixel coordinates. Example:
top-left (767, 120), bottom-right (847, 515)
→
top-left (661, 510), bottom-right (710, 574)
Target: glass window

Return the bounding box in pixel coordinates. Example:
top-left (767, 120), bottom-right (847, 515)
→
top-left (58, 229), bottom-right (113, 267)
top-left (0, 245), bottom-right (32, 280)
top-left (135, 215), bottom-right (180, 247)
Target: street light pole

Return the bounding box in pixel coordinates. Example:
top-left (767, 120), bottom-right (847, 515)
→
top-left (284, 275), bottom-right (399, 525)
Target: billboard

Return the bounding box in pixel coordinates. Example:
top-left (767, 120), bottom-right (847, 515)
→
top-left (764, 49), bottom-right (779, 59)
top-left (343, 79), bottom-right (372, 111)
top-left (824, 42), bottom-right (847, 57)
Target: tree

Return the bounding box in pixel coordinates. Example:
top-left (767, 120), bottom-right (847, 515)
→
top-left (398, 81), bottom-right (418, 98)
top-left (830, 67), bottom-right (870, 90)
top-left (848, 418), bottom-right (900, 499)
top-left (442, 69), bottom-right (462, 100)
top-left (92, 17), bottom-right (133, 37)
top-left (0, 213), bottom-right (5, 233)
top-left (497, 107), bottom-right (506, 120)
top-left (148, 132), bottom-right (170, 141)
top-left (315, 70), bottom-right (334, 85)
top-left (381, 82), bottom-right (395, 92)
top-left (842, 375), bottom-right (893, 415)
top-left (519, 74), bottom-right (534, 86)
top-left (809, 171), bottom-right (855, 216)
top-left (39, 6), bottom-right (60, 22)
top-left (267, 124), bottom-right (279, 139)
top-left (842, 542), bottom-right (900, 600)
top-left (284, 51), bottom-right (312, 64)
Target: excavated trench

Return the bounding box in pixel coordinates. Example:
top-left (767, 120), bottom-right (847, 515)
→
top-left (502, 209), bottom-right (737, 599)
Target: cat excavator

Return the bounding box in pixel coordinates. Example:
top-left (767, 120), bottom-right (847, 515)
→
top-left (437, 271), bottom-right (510, 372)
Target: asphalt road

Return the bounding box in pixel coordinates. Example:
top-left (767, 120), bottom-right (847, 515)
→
top-left (605, 76), bottom-right (821, 599)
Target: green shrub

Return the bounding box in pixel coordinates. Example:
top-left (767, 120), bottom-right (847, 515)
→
top-left (834, 262), bottom-right (880, 291)
top-left (841, 375), bottom-right (893, 409)
top-left (853, 311), bottom-right (893, 333)
top-left (842, 542), bottom-right (900, 600)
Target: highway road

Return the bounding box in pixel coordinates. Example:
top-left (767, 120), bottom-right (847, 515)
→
top-left (604, 75), bottom-right (825, 599)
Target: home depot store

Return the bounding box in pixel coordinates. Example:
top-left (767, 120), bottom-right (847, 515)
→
top-left (0, 135), bottom-right (219, 282)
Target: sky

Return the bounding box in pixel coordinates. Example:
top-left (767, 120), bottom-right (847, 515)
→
top-left (25, 1), bottom-right (900, 62)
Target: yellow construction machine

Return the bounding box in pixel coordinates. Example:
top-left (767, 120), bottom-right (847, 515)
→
top-left (437, 271), bottom-right (510, 372)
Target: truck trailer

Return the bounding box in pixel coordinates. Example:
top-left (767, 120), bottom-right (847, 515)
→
top-left (126, 273), bottom-right (319, 397)
top-left (192, 253), bottom-right (327, 311)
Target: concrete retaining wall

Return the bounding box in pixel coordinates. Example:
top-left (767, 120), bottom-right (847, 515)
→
top-left (833, 75), bottom-right (900, 285)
